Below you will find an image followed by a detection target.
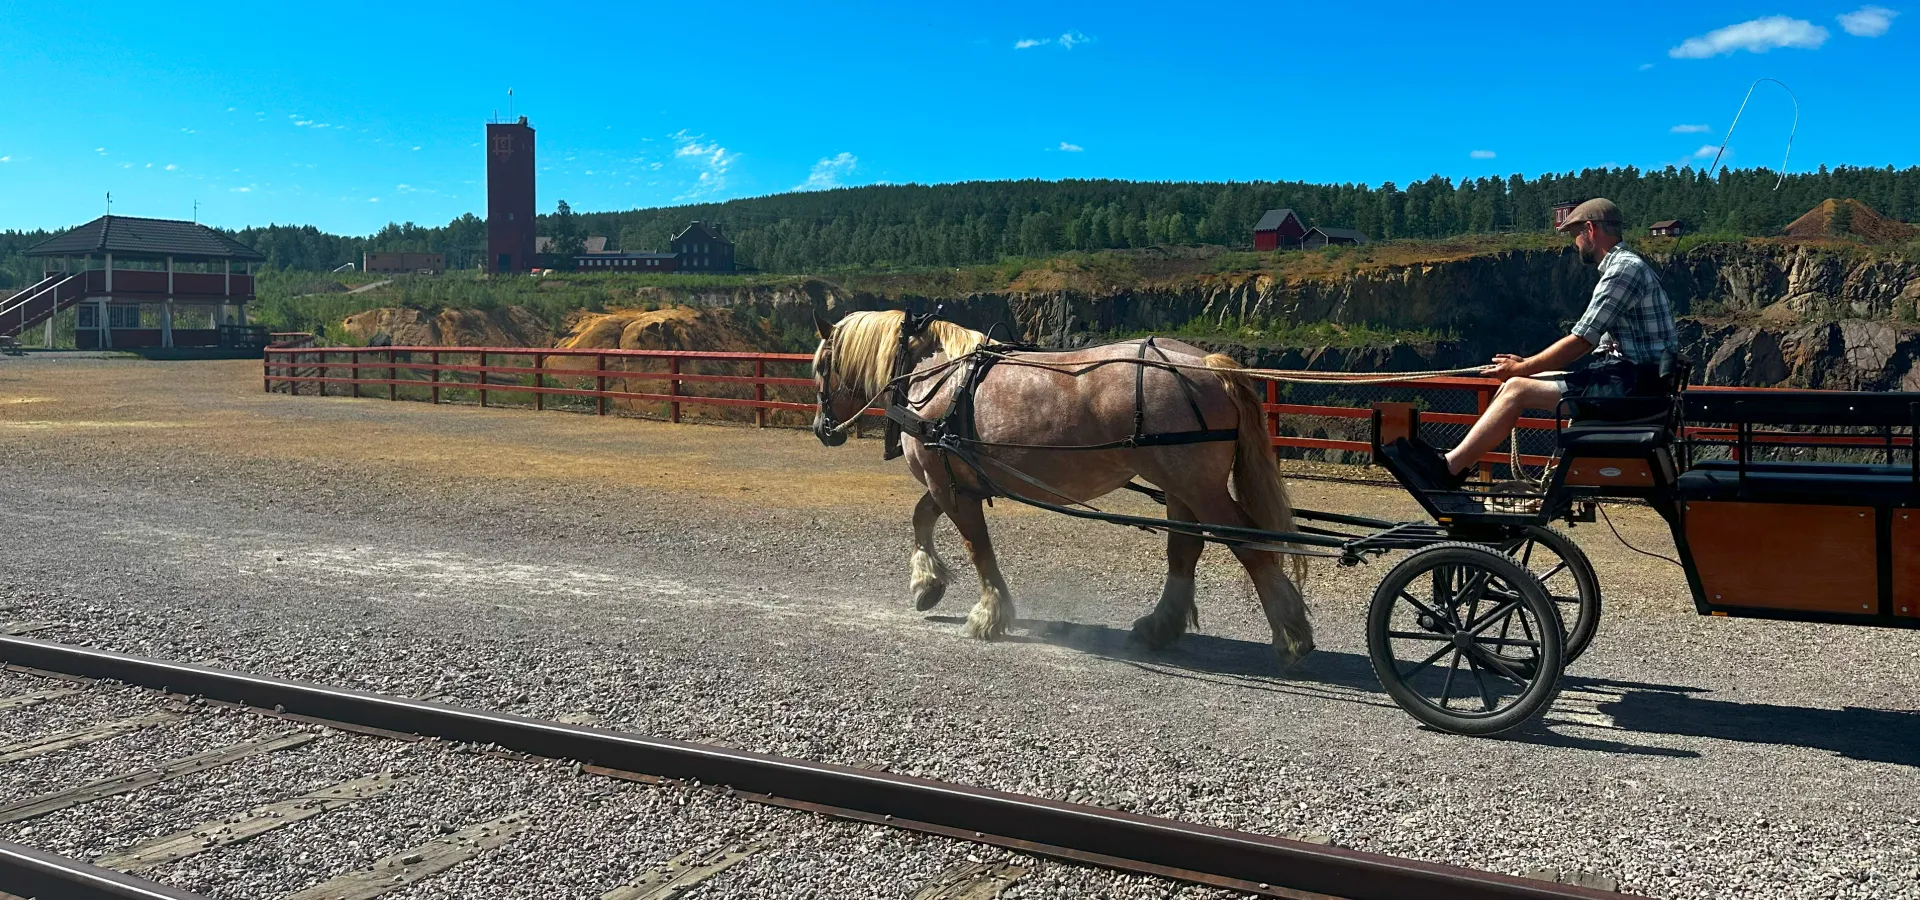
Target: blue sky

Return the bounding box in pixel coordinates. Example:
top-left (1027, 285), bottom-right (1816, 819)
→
top-left (0, 1), bottom-right (1910, 235)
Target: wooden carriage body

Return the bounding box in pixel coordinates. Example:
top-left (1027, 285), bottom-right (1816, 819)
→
top-left (1374, 389), bottom-right (1920, 629)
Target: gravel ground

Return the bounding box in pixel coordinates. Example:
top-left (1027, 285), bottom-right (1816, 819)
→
top-left (5, 356), bottom-right (1920, 899)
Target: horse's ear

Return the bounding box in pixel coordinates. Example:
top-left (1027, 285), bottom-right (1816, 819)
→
top-left (814, 311), bottom-right (834, 340)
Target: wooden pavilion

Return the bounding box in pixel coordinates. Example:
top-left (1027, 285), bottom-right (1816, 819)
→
top-left (2, 215), bottom-right (267, 351)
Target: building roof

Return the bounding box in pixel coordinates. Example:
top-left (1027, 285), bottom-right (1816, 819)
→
top-left (26, 215), bottom-right (266, 261)
top-left (672, 220), bottom-right (729, 244)
top-left (1649, 220), bottom-right (1683, 229)
top-left (1306, 226), bottom-right (1370, 243)
top-left (1253, 209), bottom-right (1301, 232)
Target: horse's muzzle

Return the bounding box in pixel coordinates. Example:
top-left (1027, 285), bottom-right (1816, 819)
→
top-left (813, 413), bottom-right (847, 447)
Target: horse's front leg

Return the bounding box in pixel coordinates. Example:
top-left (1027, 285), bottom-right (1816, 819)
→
top-left (944, 492), bottom-right (1015, 639)
top-left (910, 491), bottom-right (952, 611)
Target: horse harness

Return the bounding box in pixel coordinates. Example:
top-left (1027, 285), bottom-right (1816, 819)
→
top-left (874, 318), bottom-right (1239, 499)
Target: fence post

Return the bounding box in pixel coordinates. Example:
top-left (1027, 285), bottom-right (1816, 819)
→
top-left (430, 351), bottom-right (441, 404)
top-left (596, 353), bottom-right (608, 416)
top-left (754, 359), bottom-right (767, 428)
top-left (351, 350), bottom-right (361, 399)
top-left (668, 357), bottom-right (681, 424)
top-left (388, 349), bottom-right (397, 401)
top-left (479, 351), bottom-right (488, 408)
top-left (534, 353), bottom-right (544, 411)
top-left (1266, 379), bottom-right (1279, 443)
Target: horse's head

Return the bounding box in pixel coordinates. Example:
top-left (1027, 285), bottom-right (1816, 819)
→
top-left (810, 311), bottom-right (851, 447)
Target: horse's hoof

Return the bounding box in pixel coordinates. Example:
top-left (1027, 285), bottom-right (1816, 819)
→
top-left (1129, 616), bottom-right (1178, 651)
top-left (913, 581), bottom-right (947, 612)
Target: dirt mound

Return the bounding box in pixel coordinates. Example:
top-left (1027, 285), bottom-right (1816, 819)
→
top-left (1781, 199), bottom-right (1917, 244)
top-left (554, 305), bottom-right (764, 353)
top-left (340, 307), bottom-right (554, 347)
top-left (549, 306), bottom-right (808, 425)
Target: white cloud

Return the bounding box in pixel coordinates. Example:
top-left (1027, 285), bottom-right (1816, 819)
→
top-left (1059, 141), bottom-right (1084, 152)
top-left (1695, 145), bottom-right (1720, 157)
top-left (164, 164), bottom-right (178, 171)
top-left (1469, 149), bottom-right (1496, 159)
top-left (96, 147), bottom-right (107, 155)
top-left (1638, 62), bottom-right (1655, 71)
top-left (368, 197), bottom-right (380, 203)
top-left (794, 152), bottom-right (858, 191)
top-left (1015, 30), bottom-right (1093, 50)
top-left (293, 119), bottom-right (314, 127)
top-left (1669, 16), bottom-right (1828, 57)
top-left (412, 146), bottom-right (422, 151)
top-left (1839, 5), bottom-right (1898, 36)
top-left (231, 186), bottom-right (251, 193)
top-left (181, 128), bottom-right (196, 134)
top-left (1671, 124), bottom-right (1712, 133)
top-left (670, 130), bottom-right (738, 198)
top-left (225, 107), bottom-right (235, 112)
top-left (145, 163), bottom-right (153, 168)
top-left (0, 156), bottom-right (11, 163)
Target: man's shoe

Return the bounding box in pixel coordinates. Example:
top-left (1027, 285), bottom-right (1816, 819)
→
top-left (1394, 438), bottom-right (1470, 491)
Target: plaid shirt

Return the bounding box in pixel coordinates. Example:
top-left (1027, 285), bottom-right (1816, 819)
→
top-left (1570, 244), bottom-right (1676, 365)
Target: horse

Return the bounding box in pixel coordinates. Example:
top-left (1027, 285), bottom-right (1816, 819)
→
top-left (808, 309), bottom-right (1314, 670)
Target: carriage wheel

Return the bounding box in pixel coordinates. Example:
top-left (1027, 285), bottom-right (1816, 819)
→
top-left (1501, 526), bottom-right (1602, 665)
top-left (1367, 542), bottom-right (1565, 736)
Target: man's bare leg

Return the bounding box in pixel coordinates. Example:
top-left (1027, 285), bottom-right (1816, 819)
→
top-left (1444, 377), bottom-right (1565, 475)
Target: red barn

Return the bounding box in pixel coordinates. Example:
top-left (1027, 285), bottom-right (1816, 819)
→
top-left (1253, 208), bottom-right (1306, 250)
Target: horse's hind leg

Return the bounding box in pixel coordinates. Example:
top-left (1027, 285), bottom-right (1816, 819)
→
top-left (943, 493), bottom-right (1015, 639)
top-left (1179, 490), bottom-right (1314, 669)
top-left (910, 492), bottom-right (952, 611)
top-left (1132, 496), bottom-right (1202, 650)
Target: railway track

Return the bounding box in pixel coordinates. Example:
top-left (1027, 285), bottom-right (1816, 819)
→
top-left (0, 636), bottom-right (1638, 900)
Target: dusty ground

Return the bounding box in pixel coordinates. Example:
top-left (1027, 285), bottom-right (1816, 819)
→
top-left (3, 354), bottom-right (1919, 899)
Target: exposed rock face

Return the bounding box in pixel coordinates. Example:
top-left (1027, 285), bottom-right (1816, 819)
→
top-left (336, 243), bottom-right (1920, 389)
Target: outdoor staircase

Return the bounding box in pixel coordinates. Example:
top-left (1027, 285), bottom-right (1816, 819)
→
top-left (0, 273), bottom-right (84, 339)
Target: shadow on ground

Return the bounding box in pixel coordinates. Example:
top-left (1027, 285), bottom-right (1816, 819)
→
top-left (935, 613), bottom-right (1920, 766)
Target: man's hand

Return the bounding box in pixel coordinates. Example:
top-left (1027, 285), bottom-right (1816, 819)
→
top-left (1480, 353), bottom-right (1531, 380)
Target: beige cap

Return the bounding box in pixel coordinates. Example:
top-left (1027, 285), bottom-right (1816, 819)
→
top-left (1557, 198), bottom-right (1623, 232)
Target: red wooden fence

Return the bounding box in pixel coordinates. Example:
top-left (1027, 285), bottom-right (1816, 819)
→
top-left (264, 345), bottom-right (1902, 473)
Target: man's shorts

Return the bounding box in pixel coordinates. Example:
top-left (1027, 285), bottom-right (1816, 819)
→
top-left (1540, 358), bottom-right (1660, 399)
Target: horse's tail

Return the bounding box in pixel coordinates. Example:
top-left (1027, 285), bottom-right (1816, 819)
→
top-left (1204, 354), bottom-right (1310, 586)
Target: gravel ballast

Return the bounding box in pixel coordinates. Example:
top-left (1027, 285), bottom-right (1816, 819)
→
top-left (4, 356), bottom-right (1919, 899)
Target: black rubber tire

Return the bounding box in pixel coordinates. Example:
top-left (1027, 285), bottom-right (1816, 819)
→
top-left (1367, 542), bottom-right (1565, 736)
top-left (1504, 526), bottom-right (1603, 665)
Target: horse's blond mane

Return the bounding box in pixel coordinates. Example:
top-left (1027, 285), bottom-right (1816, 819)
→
top-left (828, 310), bottom-right (989, 398)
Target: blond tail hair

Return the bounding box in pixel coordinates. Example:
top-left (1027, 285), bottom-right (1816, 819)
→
top-left (1204, 353), bottom-right (1310, 586)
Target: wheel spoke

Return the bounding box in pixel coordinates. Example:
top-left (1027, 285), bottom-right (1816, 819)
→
top-left (1464, 598), bottom-right (1523, 635)
top-left (1397, 590), bottom-right (1453, 628)
top-left (1386, 630), bottom-right (1453, 642)
top-left (1471, 643), bottom-right (1532, 685)
top-left (1439, 650), bottom-right (1464, 709)
top-left (1537, 560), bottom-right (1570, 582)
top-left (1398, 642), bottom-right (1456, 682)
top-left (1466, 655), bottom-right (1496, 712)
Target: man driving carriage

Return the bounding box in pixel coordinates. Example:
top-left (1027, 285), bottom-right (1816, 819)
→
top-left (1401, 197), bottom-right (1680, 489)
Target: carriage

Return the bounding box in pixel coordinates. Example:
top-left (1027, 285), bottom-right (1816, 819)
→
top-left (1351, 387), bottom-right (1920, 735)
top-left (810, 309), bottom-right (1916, 738)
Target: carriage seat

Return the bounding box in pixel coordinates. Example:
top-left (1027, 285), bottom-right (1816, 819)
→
top-left (1675, 464), bottom-right (1920, 505)
top-left (1556, 396), bottom-right (1677, 454)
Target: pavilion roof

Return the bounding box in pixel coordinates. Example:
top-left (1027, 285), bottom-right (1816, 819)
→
top-left (26, 215), bottom-right (267, 262)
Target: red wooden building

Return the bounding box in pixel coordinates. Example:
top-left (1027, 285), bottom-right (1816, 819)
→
top-left (1253, 208), bottom-right (1307, 250)
top-left (3, 215), bottom-right (266, 351)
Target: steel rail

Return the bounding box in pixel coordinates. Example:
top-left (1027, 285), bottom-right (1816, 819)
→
top-left (0, 637), bottom-right (1637, 900)
top-left (0, 840), bottom-right (210, 900)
